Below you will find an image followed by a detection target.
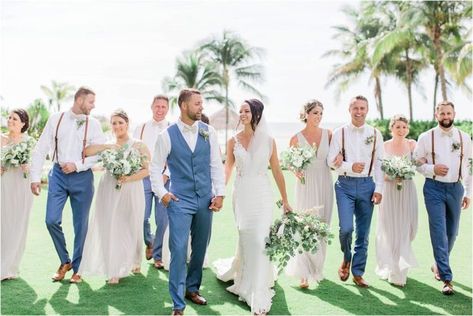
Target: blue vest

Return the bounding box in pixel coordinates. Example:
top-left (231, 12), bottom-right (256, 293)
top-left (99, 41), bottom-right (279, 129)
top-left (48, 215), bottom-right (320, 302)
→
top-left (167, 122), bottom-right (212, 199)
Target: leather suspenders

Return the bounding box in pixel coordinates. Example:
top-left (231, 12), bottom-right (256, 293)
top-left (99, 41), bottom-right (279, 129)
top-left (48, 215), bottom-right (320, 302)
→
top-left (140, 123), bottom-right (146, 140)
top-left (52, 112), bottom-right (89, 164)
top-left (341, 127), bottom-right (377, 177)
top-left (431, 129), bottom-right (464, 182)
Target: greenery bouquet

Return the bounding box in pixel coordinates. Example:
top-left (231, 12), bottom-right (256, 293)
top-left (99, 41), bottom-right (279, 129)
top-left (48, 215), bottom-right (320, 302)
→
top-left (381, 156), bottom-right (416, 190)
top-left (1, 137), bottom-right (36, 178)
top-left (99, 145), bottom-right (145, 189)
top-left (280, 145), bottom-right (317, 184)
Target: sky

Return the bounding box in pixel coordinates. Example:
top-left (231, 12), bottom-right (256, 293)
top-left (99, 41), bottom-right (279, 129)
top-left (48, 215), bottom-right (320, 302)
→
top-left (1, 0), bottom-right (472, 127)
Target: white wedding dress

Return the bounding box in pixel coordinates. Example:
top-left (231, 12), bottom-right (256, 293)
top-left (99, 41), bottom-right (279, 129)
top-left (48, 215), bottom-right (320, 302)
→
top-left (79, 139), bottom-right (145, 280)
top-left (214, 131), bottom-right (276, 314)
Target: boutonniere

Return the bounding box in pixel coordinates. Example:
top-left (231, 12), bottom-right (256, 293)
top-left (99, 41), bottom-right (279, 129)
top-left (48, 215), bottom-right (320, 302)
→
top-left (199, 128), bottom-right (209, 141)
top-left (365, 135), bottom-right (374, 145)
top-left (451, 141), bottom-right (461, 152)
top-left (76, 119), bottom-right (86, 129)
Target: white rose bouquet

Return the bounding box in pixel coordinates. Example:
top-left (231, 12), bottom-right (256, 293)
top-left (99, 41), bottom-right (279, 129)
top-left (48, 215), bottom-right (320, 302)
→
top-left (99, 145), bottom-right (145, 189)
top-left (381, 156), bottom-right (416, 190)
top-left (265, 202), bottom-right (333, 273)
top-left (1, 137), bottom-right (36, 178)
top-left (280, 145), bottom-right (317, 184)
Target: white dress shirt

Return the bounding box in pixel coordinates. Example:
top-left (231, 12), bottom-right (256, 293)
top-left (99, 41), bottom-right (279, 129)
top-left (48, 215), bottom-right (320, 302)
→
top-left (30, 110), bottom-right (106, 182)
top-left (327, 123), bottom-right (385, 193)
top-left (150, 118), bottom-right (225, 199)
top-left (414, 126), bottom-right (472, 198)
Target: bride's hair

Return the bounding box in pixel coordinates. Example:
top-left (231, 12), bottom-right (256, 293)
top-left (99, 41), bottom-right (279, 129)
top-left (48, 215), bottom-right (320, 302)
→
top-left (111, 108), bottom-right (129, 124)
top-left (244, 99), bottom-right (264, 131)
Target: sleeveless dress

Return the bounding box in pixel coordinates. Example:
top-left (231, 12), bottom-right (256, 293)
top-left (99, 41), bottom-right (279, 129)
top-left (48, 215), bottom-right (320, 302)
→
top-left (285, 129), bottom-right (333, 282)
top-left (79, 139), bottom-right (145, 279)
top-left (375, 148), bottom-right (418, 285)
top-left (1, 135), bottom-right (34, 280)
top-left (213, 133), bottom-right (275, 314)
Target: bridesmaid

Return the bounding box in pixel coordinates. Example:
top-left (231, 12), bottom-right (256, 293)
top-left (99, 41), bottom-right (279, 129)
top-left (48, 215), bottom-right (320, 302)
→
top-left (79, 109), bottom-right (150, 284)
top-left (1, 109), bottom-right (34, 281)
top-left (375, 114), bottom-right (418, 287)
top-left (285, 100), bottom-right (334, 288)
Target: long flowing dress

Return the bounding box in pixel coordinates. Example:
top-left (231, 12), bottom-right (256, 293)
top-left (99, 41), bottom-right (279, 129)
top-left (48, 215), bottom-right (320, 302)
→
top-left (79, 139), bottom-right (145, 280)
top-left (214, 133), bottom-right (275, 314)
top-left (285, 129), bottom-right (333, 282)
top-left (1, 136), bottom-right (34, 280)
top-left (375, 149), bottom-right (418, 285)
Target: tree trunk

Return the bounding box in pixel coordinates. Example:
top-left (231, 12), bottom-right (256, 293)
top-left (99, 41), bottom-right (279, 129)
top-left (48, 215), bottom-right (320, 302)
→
top-left (374, 76), bottom-right (384, 119)
top-left (405, 49), bottom-right (414, 121)
top-left (433, 24), bottom-right (448, 101)
top-left (433, 73), bottom-right (439, 120)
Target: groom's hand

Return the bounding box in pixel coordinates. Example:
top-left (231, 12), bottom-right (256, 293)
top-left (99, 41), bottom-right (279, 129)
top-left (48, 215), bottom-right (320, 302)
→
top-left (60, 162), bottom-right (77, 174)
top-left (209, 196), bottom-right (224, 212)
top-left (162, 192), bottom-right (178, 208)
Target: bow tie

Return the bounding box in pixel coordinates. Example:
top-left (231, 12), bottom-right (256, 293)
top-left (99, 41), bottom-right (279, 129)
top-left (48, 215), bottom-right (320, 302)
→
top-left (183, 124), bottom-right (197, 133)
top-left (440, 130), bottom-right (453, 137)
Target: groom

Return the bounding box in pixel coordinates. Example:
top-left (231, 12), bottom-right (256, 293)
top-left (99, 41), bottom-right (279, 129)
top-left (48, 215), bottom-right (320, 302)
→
top-left (150, 88), bottom-right (225, 315)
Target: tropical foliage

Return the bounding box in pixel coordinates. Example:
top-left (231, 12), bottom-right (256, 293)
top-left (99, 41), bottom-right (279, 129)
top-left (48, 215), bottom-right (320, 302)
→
top-left (40, 80), bottom-right (75, 113)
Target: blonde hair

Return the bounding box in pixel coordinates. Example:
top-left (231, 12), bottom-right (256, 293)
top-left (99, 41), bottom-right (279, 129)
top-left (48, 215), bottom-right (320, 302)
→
top-left (300, 99), bottom-right (324, 123)
top-left (389, 114), bottom-right (409, 129)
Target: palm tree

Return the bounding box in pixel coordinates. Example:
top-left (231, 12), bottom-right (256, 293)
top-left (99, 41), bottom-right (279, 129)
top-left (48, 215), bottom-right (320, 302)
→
top-left (371, 1), bottom-right (429, 120)
top-left (199, 30), bottom-right (265, 149)
top-left (323, 3), bottom-right (390, 119)
top-left (27, 99), bottom-right (50, 139)
top-left (162, 50), bottom-right (224, 110)
top-left (40, 80), bottom-right (75, 112)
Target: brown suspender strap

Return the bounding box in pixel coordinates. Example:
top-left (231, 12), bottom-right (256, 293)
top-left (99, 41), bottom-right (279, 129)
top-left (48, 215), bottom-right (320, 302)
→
top-left (431, 130), bottom-right (436, 180)
top-left (341, 128), bottom-right (346, 176)
top-left (368, 128), bottom-right (377, 177)
top-left (82, 117), bottom-right (89, 164)
top-left (52, 112), bottom-right (65, 162)
top-left (458, 130), bottom-right (463, 182)
top-left (140, 123), bottom-right (146, 140)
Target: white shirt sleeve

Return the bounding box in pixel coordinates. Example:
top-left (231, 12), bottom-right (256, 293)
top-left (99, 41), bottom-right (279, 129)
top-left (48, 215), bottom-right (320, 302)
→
top-left (30, 116), bottom-right (54, 183)
top-left (73, 119), bottom-right (107, 172)
top-left (413, 132), bottom-right (436, 178)
top-left (208, 126), bottom-right (225, 197)
top-left (150, 130), bottom-right (171, 199)
top-left (327, 127), bottom-right (353, 173)
top-left (373, 129), bottom-right (385, 194)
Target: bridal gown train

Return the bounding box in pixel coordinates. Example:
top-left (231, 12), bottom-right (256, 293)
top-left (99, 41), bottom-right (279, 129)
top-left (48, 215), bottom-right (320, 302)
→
top-left (214, 133), bottom-right (276, 314)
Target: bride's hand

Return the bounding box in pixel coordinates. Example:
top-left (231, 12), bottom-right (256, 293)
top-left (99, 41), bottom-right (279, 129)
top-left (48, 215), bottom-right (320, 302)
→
top-left (282, 201), bottom-right (292, 214)
top-left (294, 171), bottom-right (304, 181)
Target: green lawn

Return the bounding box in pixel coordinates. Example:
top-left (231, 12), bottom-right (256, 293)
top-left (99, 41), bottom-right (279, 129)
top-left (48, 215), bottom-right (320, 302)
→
top-left (1, 172), bottom-right (472, 315)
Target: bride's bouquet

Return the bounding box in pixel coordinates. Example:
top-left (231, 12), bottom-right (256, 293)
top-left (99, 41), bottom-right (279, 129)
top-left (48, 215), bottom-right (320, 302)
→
top-left (280, 145), bottom-right (317, 184)
top-left (381, 156), bottom-right (416, 190)
top-left (265, 201), bottom-right (333, 273)
top-left (1, 137), bottom-right (36, 178)
top-left (99, 145), bottom-right (145, 189)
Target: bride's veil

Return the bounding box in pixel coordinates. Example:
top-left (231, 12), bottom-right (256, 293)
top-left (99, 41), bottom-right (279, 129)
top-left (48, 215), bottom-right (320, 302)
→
top-left (245, 100), bottom-right (273, 161)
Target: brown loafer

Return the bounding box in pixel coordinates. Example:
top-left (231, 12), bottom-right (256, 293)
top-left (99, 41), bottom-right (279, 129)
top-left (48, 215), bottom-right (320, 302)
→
top-left (171, 309), bottom-right (184, 315)
top-left (146, 243), bottom-right (153, 260)
top-left (442, 281), bottom-right (454, 295)
top-left (431, 264), bottom-right (441, 281)
top-left (70, 273), bottom-right (82, 284)
top-left (185, 291), bottom-right (207, 305)
top-left (52, 262), bottom-right (72, 281)
top-left (338, 261), bottom-right (350, 282)
top-left (154, 259), bottom-right (164, 269)
top-left (353, 275), bottom-right (369, 288)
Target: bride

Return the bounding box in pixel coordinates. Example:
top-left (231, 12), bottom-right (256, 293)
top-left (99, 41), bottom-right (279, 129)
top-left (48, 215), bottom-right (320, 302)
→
top-left (214, 99), bottom-right (292, 315)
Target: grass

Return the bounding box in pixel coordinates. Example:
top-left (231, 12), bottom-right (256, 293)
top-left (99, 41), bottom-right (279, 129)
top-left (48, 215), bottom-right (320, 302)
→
top-left (1, 172), bottom-right (472, 315)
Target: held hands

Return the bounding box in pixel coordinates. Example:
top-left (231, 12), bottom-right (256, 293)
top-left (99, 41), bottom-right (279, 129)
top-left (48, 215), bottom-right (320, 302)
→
top-left (209, 196), bottom-right (224, 212)
top-left (434, 164), bottom-right (449, 177)
top-left (31, 182), bottom-right (41, 196)
top-left (60, 162), bottom-right (77, 174)
top-left (371, 192), bottom-right (382, 205)
top-left (162, 192), bottom-right (179, 208)
top-left (352, 162), bottom-right (365, 174)
top-left (462, 197), bottom-right (470, 210)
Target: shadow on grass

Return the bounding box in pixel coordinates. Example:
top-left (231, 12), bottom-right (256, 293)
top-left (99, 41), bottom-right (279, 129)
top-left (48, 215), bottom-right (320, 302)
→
top-left (1, 278), bottom-right (47, 315)
top-left (308, 278), bottom-right (472, 315)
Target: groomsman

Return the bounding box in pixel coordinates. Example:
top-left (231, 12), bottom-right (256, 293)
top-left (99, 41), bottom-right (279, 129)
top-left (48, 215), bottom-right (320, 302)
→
top-left (327, 95), bottom-right (384, 288)
top-left (30, 87), bottom-right (106, 283)
top-left (133, 95), bottom-right (170, 269)
top-left (414, 100), bottom-right (471, 295)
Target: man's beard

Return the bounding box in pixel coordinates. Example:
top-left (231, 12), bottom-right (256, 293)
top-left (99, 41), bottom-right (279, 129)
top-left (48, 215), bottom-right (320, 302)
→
top-left (439, 118), bottom-right (454, 128)
top-left (187, 110), bottom-right (201, 121)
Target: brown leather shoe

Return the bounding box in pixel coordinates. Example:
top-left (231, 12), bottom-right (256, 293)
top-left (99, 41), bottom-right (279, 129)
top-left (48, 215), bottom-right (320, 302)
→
top-left (171, 309), bottom-right (184, 315)
top-left (52, 262), bottom-right (72, 281)
top-left (353, 275), bottom-right (369, 288)
top-left (338, 261), bottom-right (350, 282)
top-left (70, 273), bottom-right (82, 284)
top-left (431, 264), bottom-right (441, 281)
top-left (442, 281), bottom-right (454, 295)
top-left (154, 259), bottom-right (164, 269)
top-left (185, 291), bottom-right (207, 305)
top-left (146, 243), bottom-right (153, 260)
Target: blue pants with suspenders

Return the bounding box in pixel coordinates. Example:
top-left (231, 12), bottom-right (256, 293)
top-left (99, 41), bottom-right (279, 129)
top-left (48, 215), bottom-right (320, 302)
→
top-left (45, 164), bottom-right (94, 272)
